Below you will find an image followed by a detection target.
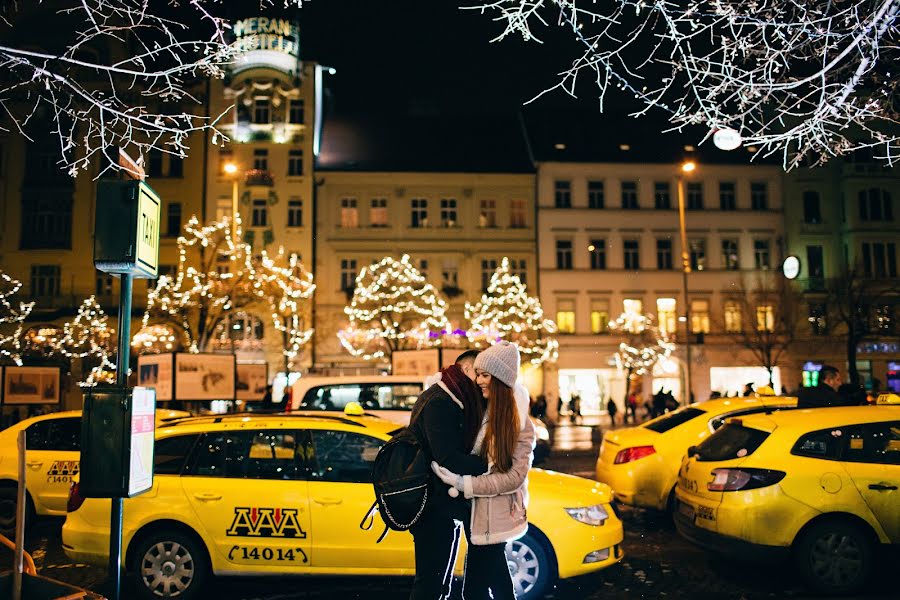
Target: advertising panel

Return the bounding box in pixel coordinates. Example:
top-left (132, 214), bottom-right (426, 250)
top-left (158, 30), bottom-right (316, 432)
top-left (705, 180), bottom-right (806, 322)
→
top-left (174, 353), bottom-right (236, 401)
top-left (137, 353), bottom-right (174, 401)
top-left (392, 349), bottom-right (440, 377)
top-left (128, 387), bottom-right (156, 497)
top-left (3, 366), bottom-right (61, 404)
top-left (236, 363), bottom-right (268, 401)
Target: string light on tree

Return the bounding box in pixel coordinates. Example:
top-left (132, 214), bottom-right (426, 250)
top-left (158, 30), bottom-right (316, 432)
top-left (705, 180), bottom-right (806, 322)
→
top-left (0, 271), bottom-right (35, 365)
top-left (608, 311), bottom-right (675, 382)
top-left (257, 248), bottom-right (316, 369)
top-left (58, 296), bottom-right (117, 385)
top-left (465, 257), bottom-right (559, 366)
top-left (339, 255), bottom-right (450, 361)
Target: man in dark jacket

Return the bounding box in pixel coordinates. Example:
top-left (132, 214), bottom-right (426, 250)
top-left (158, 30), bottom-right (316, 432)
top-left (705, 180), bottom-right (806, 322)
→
top-left (407, 350), bottom-right (486, 600)
top-left (798, 365), bottom-right (843, 408)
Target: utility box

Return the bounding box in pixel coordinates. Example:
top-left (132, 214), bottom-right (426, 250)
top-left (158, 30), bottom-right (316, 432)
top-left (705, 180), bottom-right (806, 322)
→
top-left (80, 386), bottom-right (157, 498)
top-left (94, 180), bottom-right (161, 278)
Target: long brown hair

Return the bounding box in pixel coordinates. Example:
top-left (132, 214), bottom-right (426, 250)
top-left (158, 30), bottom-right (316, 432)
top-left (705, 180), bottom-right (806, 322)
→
top-left (481, 377), bottom-right (519, 472)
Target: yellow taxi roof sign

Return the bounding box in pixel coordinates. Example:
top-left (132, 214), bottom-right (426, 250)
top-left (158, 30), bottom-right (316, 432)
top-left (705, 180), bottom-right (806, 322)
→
top-left (755, 385), bottom-right (776, 396)
top-left (344, 401), bottom-right (365, 416)
top-left (876, 393), bottom-right (900, 405)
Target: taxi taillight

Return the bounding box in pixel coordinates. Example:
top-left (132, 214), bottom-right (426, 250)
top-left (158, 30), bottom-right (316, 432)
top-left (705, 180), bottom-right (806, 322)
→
top-left (614, 445), bottom-right (656, 464)
top-left (707, 468), bottom-right (786, 491)
top-left (67, 481), bottom-right (85, 513)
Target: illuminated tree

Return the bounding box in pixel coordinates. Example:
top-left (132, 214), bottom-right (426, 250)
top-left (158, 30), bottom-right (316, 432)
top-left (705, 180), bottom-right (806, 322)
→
top-left (58, 296), bottom-right (116, 385)
top-left (339, 255), bottom-right (450, 361)
top-left (471, 1), bottom-right (899, 169)
top-left (465, 257), bottom-right (559, 366)
top-left (256, 248), bottom-right (316, 372)
top-left (0, 271), bottom-right (35, 365)
top-left (609, 312), bottom-right (675, 385)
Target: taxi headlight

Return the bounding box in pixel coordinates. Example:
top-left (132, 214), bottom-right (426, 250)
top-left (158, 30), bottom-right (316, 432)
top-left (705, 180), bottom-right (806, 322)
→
top-left (565, 504), bottom-right (609, 526)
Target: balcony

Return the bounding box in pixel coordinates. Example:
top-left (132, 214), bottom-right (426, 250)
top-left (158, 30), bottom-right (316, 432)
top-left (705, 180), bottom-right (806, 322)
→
top-left (244, 169), bottom-right (274, 187)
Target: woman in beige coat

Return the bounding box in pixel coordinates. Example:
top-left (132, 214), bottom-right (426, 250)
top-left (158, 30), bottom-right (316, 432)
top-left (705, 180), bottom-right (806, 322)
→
top-left (432, 341), bottom-right (534, 600)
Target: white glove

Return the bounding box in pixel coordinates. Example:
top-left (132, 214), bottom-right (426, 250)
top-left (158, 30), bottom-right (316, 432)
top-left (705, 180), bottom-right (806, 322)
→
top-left (431, 461), bottom-right (463, 498)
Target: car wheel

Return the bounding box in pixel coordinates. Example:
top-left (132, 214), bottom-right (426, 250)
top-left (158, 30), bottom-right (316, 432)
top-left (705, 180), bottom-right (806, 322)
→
top-left (505, 530), bottom-right (555, 600)
top-left (0, 486), bottom-right (34, 538)
top-left (794, 519), bottom-right (873, 595)
top-left (131, 528), bottom-right (209, 600)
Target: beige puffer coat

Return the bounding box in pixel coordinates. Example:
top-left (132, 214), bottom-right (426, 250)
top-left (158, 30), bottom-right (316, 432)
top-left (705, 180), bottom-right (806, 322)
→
top-left (461, 383), bottom-right (535, 545)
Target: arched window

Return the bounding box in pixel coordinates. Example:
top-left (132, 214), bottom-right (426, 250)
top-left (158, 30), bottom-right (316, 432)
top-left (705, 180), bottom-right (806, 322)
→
top-left (211, 312), bottom-right (265, 352)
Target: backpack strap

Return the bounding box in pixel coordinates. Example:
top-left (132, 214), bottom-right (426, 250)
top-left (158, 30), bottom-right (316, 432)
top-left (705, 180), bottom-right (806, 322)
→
top-left (360, 499), bottom-right (378, 532)
top-left (376, 523), bottom-right (389, 543)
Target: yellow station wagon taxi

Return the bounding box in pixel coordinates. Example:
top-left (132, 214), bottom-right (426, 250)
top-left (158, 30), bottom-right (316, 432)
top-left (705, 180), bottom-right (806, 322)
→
top-left (63, 413), bottom-right (623, 600)
top-left (674, 405), bottom-right (899, 594)
top-left (596, 395), bottom-right (797, 511)
top-left (0, 409), bottom-right (191, 535)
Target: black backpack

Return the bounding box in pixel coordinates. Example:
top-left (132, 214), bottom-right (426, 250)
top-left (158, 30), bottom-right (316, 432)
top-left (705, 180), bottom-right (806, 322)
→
top-left (360, 429), bottom-right (431, 542)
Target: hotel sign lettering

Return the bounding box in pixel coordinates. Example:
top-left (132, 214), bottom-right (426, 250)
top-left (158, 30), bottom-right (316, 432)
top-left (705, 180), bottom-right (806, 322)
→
top-left (231, 18), bottom-right (300, 73)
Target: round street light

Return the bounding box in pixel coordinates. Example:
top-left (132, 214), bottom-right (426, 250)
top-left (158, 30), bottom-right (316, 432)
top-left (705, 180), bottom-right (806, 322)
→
top-left (782, 255), bottom-right (801, 280)
top-left (681, 161), bottom-right (696, 173)
top-left (223, 162), bottom-right (238, 175)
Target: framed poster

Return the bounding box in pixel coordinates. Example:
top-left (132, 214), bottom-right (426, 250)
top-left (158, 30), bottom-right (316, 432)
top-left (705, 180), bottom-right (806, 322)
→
top-left (392, 349), bottom-right (440, 377)
top-left (3, 366), bottom-right (61, 405)
top-left (236, 363), bottom-right (268, 401)
top-left (137, 353), bottom-right (174, 401)
top-left (174, 353), bottom-right (236, 401)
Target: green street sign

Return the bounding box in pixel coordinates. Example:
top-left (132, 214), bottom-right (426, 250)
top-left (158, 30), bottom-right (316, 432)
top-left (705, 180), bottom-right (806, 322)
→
top-left (95, 180), bottom-right (161, 278)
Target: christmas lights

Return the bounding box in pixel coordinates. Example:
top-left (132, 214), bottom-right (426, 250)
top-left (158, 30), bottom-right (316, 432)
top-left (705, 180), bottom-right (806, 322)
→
top-left (465, 257), bottom-right (559, 366)
top-left (339, 255), bottom-right (450, 361)
top-left (608, 312), bottom-right (675, 379)
top-left (58, 296), bottom-right (117, 385)
top-left (257, 248), bottom-right (315, 369)
top-left (0, 271), bottom-right (35, 365)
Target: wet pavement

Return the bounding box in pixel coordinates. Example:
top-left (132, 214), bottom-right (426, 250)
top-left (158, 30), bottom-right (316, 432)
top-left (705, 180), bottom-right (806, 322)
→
top-left (3, 420), bottom-right (896, 599)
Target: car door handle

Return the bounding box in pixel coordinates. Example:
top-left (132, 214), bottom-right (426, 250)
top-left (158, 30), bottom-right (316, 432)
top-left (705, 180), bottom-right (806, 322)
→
top-left (26, 461), bottom-right (43, 469)
top-left (868, 483), bottom-right (897, 491)
top-left (313, 497), bottom-right (343, 506)
top-left (192, 492), bottom-right (223, 501)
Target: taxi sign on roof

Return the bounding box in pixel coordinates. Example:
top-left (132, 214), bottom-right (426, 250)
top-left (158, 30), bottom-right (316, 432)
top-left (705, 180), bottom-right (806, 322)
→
top-left (876, 393), bottom-right (899, 405)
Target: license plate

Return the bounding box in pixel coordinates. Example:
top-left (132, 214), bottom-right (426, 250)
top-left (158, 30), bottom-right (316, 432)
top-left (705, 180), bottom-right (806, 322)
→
top-left (677, 500), bottom-right (695, 521)
top-left (696, 505), bottom-right (716, 522)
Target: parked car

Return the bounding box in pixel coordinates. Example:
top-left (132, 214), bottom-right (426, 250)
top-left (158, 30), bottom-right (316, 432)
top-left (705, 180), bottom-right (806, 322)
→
top-left (63, 412), bottom-right (622, 600)
top-left (674, 405), bottom-right (899, 594)
top-left (596, 395), bottom-right (797, 511)
top-left (292, 375), bottom-right (552, 463)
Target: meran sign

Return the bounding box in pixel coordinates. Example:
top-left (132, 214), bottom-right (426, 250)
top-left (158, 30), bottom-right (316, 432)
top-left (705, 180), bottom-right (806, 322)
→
top-left (231, 17), bottom-right (300, 74)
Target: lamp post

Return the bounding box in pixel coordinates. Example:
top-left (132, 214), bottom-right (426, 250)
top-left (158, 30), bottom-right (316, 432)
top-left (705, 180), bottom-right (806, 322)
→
top-left (677, 160), bottom-right (696, 404)
top-left (223, 161), bottom-right (240, 237)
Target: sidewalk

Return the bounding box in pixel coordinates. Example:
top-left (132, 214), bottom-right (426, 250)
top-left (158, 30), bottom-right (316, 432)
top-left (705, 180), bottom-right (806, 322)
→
top-left (549, 413), bottom-right (646, 453)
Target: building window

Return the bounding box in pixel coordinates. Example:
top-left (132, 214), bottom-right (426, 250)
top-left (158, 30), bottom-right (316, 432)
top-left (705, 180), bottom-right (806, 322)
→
top-left (654, 182), bottom-right (671, 209)
top-left (623, 299), bottom-right (643, 318)
top-left (588, 181), bottom-right (604, 209)
top-left (556, 299), bottom-right (575, 334)
top-left (253, 148), bottom-right (268, 171)
top-left (623, 239), bottom-right (640, 270)
top-left (621, 181), bottom-right (639, 209)
top-left (481, 259), bottom-right (498, 291)
top-left (589, 240), bottom-right (606, 270)
top-left (418, 259), bottom-right (429, 280)
top-left (753, 239), bottom-right (771, 270)
top-left (166, 202), bottom-right (182, 237)
top-left (756, 304), bottom-right (775, 332)
top-left (656, 298), bottom-right (677, 337)
top-left (169, 155), bottom-right (183, 177)
top-left (724, 301), bottom-right (742, 333)
top-left (862, 242), bottom-right (898, 278)
top-left (554, 180), bottom-right (571, 208)
top-left (590, 300), bottom-right (610, 334)
top-left (510, 200), bottom-right (527, 228)
top-left (341, 198), bottom-right (358, 228)
top-left (20, 193), bottom-right (73, 249)
top-left (251, 199), bottom-right (268, 227)
top-left (807, 245), bottom-right (824, 287)
top-left (809, 303), bottom-right (827, 336)
top-left (556, 240), bottom-right (573, 270)
top-left (656, 239), bottom-right (673, 270)
top-left (340, 259), bottom-right (358, 291)
top-left (858, 188), bottom-right (893, 221)
top-left (803, 191), bottom-right (822, 224)
top-left (215, 198), bottom-right (232, 222)
top-left (288, 99), bottom-right (305, 124)
top-left (687, 182), bottom-right (703, 210)
top-left (253, 98), bottom-right (271, 123)
top-left (719, 182), bottom-right (736, 210)
top-left (689, 239), bottom-right (706, 271)
top-left (96, 274), bottom-right (113, 297)
top-left (750, 182), bottom-right (768, 210)
top-left (722, 239), bottom-right (740, 270)
top-left (148, 150), bottom-right (163, 177)
top-left (441, 260), bottom-right (459, 288)
top-left (505, 259), bottom-right (526, 285)
top-left (288, 149), bottom-right (303, 176)
top-left (691, 299), bottom-right (710, 334)
top-left (370, 198), bottom-right (388, 227)
top-left (440, 198), bottom-right (457, 227)
top-left (30, 265), bottom-right (60, 298)
top-left (410, 198), bottom-right (428, 227)
top-left (288, 199), bottom-right (303, 227)
top-left (479, 200), bottom-right (496, 227)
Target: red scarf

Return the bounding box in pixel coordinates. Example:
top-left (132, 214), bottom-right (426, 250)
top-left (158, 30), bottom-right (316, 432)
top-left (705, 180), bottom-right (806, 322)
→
top-left (441, 364), bottom-right (485, 452)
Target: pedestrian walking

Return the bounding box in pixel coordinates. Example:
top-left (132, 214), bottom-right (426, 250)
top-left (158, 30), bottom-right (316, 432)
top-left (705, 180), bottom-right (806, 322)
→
top-left (431, 341), bottom-right (533, 600)
top-left (626, 392), bottom-right (639, 424)
top-left (570, 393), bottom-right (582, 424)
top-left (606, 397), bottom-right (618, 427)
top-left (406, 350), bottom-right (487, 600)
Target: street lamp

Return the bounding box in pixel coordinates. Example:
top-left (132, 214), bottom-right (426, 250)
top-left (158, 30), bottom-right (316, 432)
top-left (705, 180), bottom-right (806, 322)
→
top-left (224, 161), bottom-right (240, 237)
top-left (676, 160), bottom-right (696, 404)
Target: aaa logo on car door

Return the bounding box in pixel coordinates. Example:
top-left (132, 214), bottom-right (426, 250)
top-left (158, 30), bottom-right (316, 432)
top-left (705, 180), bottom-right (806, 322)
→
top-left (47, 460), bottom-right (79, 483)
top-left (226, 507), bottom-right (306, 538)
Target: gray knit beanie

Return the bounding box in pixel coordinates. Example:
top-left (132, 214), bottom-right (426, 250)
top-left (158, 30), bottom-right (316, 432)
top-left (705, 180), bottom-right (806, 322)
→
top-left (473, 341), bottom-right (520, 388)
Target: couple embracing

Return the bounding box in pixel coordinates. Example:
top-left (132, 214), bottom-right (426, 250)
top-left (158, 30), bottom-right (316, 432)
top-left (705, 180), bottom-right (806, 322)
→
top-left (406, 342), bottom-right (535, 599)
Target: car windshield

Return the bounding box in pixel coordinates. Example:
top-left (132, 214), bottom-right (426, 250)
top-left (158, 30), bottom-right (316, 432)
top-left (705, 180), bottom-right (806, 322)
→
top-left (695, 423), bottom-right (770, 462)
top-left (299, 383), bottom-right (422, 411)
top-left (643, 407), bottom-right (706, 433)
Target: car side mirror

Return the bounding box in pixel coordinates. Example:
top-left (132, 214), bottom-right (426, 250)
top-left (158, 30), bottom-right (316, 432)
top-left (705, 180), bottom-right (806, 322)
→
top-left (687, 445), bottom-right (699, 458)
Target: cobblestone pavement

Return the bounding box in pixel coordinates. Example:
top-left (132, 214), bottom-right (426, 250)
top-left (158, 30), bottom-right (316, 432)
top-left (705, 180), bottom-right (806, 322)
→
top-left (4, 422), bottom-right (896, 599)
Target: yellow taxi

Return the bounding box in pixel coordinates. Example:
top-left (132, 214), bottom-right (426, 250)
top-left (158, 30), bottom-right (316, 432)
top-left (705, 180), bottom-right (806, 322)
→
top-left (0, 409), bottom-right (191, 535)
top-left (674, 405), bottom-right (899, 594)
top-left (63, 412), bottom-right (623, 600)
top-left (596, 395), bottom-right (797, 511)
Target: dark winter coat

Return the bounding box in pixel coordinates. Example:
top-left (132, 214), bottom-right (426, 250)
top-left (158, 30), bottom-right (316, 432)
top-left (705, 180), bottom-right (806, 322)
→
top-left (797, 383), bottom-right (843, 409)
